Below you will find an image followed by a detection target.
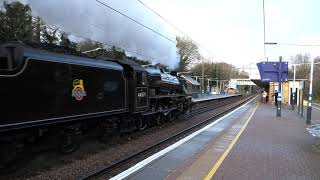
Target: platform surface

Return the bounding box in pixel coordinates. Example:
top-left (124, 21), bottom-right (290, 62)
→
top-left (115, 97), bottom-right (320, 180)
top-left (118, 97), bottom-right (257, 180)
top-left (312, 104), bottom-right (320, 122)
top-left (210, 103), bottom-right (320, 180)
top-left (192, 94), bottom-right (241, 102)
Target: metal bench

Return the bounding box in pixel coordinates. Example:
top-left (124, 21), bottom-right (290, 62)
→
top-left (306, 124), bottom-right (320, 145)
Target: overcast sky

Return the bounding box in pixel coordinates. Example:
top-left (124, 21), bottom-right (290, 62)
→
top-left (143, 0), bottom-right (320, 66)
top-left (3, 0), bottom-right (319, 76)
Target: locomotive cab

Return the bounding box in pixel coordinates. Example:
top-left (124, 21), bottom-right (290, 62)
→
top-left (115, 60), bottom-right (149, 113)
top-left (135, 70), bottom-right (148, 112)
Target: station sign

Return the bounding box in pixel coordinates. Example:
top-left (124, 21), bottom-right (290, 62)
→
top-left (299, 81), bottom-right (305, 90)
top-left (277, 94), bottom-right (282, 101)
top-left (257, 61), bottom-right (288, 82)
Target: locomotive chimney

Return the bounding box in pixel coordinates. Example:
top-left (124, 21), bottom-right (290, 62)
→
top-left (0, 42), bottom-right (24, 71)
top-left (170, 71), bottom-right (177, 76)
top-left (6, 46), bottom-right (15, 70)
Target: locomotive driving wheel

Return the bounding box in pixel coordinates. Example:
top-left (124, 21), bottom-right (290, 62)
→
top-left (57, 129), bottom-right (79, 154)
top-left (135, 117), bottom-right (147, 131)
top-left (174, 111), bottom-right (181, 120)
top-left (154, 114), bottom-right (161, 126)
top-left (184, 101), bottom-right (192, 113)
top-left (166, 112), bottom-right (174, 122)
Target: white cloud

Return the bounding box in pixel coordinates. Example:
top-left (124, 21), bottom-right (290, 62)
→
top-left (24, 0), bottom-right (179, 67)
top-left (144, 0), bottom-right (320, 73)
top-left (4, 0), bottom-right (320, 71)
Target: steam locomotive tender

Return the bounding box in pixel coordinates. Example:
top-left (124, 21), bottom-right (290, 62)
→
top-left (0, 42), bottom-right (191, 169)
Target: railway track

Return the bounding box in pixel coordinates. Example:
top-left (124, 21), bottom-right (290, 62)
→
top-left (188, 96), bottom-right (244, 117)
top-left (80, 95), bottom-right (255, 180)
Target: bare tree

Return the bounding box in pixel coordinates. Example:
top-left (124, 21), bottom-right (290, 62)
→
top-left (288, 53), bottom-right (320, 102)
top-left (41, 26), bottom-right (59, 44)
top-left (191, 62), bottom-right (248, 80)
top-left (176, 36), bottom-right (200, 71)
top-left (313, 57), bottom-right (320, 103)
top-left (290, 54), bottom-right (311, 79)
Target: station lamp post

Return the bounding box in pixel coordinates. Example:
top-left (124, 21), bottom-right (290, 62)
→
top-left (264, 42), bottom-right (281, 116)
top-left (207, 78), bottom-right (218, 94)
top-left (192, 75), bottom-right (207, 94)
top-left (292, 64), bottom-right (297, 110)
top-left (262, 0), bottom-right (266, 60)
top-left (277, 56), bottom-right (283, 117)
top-left (307, 58), bottom-right (314, 125)
top-left (290, 61), bottom-right (316, 124)
top-left (199, 77), bottom-right (209, 94)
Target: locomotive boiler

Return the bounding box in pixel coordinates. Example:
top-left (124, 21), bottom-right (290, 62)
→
top-left (0, 42), bottom-right (191, 172)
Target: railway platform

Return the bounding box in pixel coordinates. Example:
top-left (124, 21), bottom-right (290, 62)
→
top-left (191, 94), bottom-right (243, 110)
top-left (191, 94), bottom-right (241, 103)
top-left (111, 97), bottom-right (320, 180)
top-left (311, 104), bottom-right (320, 121)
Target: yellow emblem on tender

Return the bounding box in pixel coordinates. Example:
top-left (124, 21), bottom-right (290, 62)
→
top-left (72, 79), bottom-right (86, 101)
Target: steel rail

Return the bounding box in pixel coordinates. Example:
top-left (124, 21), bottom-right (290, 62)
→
top-left (80, 95), bottom-right (255, 180)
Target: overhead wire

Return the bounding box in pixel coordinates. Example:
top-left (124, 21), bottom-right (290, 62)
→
top-left (95, 0), bottom-right (319, 69)
top-left (32, 17), bottom-right (158, 60)
top-left (32, 17), bottom-right (159, 61)
top-left (95, 0), bottom-right (176, 44)
top-left (277, 43), bottom-right (320, 47)
top-left (136, 0), bottom-right (216, 57)
top-left (86, 22), bottom-right (158, 60)
top-left (136, 0), bottom-right (193, 41)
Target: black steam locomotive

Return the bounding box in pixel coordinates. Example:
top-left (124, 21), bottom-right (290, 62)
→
top-left (0, 42), bottom-right (191, 170)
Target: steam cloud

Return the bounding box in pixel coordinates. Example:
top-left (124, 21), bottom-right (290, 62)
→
top-left (23, 0), bottom-right (179, 67)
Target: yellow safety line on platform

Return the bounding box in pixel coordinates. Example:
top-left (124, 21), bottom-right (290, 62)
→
top-left (203, 102), bottom-right (260, 180)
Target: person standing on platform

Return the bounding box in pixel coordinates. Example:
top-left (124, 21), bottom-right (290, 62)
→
top-left (272, 90), bottom-right (278, 106)
top-left (262, 90), bottom-right (267, 104)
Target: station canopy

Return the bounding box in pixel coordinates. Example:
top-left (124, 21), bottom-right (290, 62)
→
top-left (257, 61), bottom-right (288, 82)
top-left (181, 75), bottom-right (200, 86)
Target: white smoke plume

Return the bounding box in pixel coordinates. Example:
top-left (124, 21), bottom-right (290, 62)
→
top-left (12, 0), bottom-right (180, 67)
